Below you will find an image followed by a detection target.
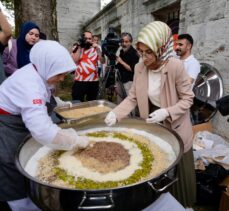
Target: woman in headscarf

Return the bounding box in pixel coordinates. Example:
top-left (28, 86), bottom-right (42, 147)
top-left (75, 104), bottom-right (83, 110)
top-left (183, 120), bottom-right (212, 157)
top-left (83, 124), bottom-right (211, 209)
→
top-left (3, 21), bottom-right (40, 76)
top-left (105, 21), bottom-right (196, 208)
top-left (0, 40), bottom-right (89, 211)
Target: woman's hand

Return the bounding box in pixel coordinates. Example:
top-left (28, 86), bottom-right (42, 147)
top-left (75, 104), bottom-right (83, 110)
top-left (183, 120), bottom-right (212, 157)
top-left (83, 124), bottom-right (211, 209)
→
top-left (49, 128), bottom-right (89, 150)
top-left (146, 108), bottom-right (169, 123)
top-left (105, 111), bottom-right (117, 126)
top-left (54, 96), bottom-right (72, 108)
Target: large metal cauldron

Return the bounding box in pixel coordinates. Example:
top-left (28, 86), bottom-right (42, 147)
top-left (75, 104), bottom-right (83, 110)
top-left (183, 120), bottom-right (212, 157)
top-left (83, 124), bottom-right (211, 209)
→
top-left (15, 118), bottom-right (183, 211)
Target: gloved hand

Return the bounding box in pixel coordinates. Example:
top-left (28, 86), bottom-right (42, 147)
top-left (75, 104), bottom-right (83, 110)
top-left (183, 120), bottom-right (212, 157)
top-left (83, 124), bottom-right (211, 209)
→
top-left (104, 111), bottom-right (117, 126)
top-left (146, 108), bottom-right (169, 123)
top-left (48, 128), bottom-right (89, 150)
top-left (54, 96), bottom-right (72, 108)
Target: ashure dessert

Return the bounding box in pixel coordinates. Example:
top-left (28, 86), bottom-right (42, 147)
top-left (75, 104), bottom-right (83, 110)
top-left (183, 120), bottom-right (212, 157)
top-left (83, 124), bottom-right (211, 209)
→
top-left (25, 127), bottom-right (176, 189)
top-left (58, 105), bottom-right (111, 119)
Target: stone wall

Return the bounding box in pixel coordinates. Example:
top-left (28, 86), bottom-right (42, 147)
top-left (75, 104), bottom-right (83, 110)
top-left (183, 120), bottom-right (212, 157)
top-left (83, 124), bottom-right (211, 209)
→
top-left (85, 0), bottom-right (179, 41)
top-left (179, 0), bottom-right (229, 139)
top-left (85, 0), bottom-right (154, 41)
top-left (56, 0), bottom-right (100, 48)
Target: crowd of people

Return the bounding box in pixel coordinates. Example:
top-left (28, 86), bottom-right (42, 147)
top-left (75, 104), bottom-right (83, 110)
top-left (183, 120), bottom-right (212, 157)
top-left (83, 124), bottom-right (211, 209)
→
top-left (0, 6), bottom-right (201, 211)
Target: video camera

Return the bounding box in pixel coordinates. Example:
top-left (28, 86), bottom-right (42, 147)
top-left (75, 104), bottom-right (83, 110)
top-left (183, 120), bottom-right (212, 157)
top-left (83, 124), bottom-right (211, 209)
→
top-left (102, 28), bottom-right (121, 64)
top-left (72, 34), bottom-right (92, 53)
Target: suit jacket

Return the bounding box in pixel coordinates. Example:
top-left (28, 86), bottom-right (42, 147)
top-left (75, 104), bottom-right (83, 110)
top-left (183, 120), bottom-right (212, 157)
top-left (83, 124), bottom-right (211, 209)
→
top-left (113, 57), bottom-right (194, 153)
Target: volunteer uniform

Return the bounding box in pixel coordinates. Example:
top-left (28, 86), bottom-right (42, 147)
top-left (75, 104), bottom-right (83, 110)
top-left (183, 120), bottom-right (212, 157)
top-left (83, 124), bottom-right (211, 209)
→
top-left (182, 54), bottom-right (200, 82)
top-left (0, 40), bottom-right (81, 210)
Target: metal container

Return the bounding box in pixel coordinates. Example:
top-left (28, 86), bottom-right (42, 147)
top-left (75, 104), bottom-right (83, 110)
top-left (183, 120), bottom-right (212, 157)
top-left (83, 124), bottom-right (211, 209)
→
top-left (54, 100), bottom-right (116, 124)
top-left (15, 118), bottom-right (183, 211)
top-left (191, 63), bottom-right (223, 124)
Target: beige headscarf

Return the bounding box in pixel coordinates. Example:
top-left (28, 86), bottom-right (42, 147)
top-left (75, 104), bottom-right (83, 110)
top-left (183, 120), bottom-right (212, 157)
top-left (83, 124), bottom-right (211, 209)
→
top-left (137, 21), bottom-right (174, 61)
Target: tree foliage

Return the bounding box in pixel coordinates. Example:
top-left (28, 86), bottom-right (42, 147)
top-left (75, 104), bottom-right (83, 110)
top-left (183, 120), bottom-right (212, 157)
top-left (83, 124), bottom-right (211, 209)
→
top-left (1, 0), bottom-right (14, 10)
top-left (1, 0), bottom-right (58, 40)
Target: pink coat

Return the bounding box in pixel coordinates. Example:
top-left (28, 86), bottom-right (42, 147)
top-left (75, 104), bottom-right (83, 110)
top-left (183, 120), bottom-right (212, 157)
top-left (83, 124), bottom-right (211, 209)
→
top-left (113, 57), bottom-right (194, 152)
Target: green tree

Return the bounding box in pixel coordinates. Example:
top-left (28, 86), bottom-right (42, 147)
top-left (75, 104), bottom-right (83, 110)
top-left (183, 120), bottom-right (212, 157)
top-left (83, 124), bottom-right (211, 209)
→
top-left (2, 0), bottom-right (58, 40)
top-left (1, 0), bottom-right (14, 10)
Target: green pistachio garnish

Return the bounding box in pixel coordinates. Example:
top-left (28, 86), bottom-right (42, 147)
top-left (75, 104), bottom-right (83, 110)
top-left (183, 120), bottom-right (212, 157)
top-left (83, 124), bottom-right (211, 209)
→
top-left (52, 131), bottom-right (154, 189)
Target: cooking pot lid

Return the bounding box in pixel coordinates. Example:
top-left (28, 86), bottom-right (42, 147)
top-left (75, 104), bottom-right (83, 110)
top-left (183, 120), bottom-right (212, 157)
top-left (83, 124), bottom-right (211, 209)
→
top-left (191, 63), bottom-right (223, 125)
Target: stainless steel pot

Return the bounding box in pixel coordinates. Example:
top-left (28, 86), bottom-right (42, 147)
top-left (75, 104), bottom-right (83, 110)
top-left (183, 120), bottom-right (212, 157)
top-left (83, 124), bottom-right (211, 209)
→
top-left (15, 118), bottom-right (183, 211)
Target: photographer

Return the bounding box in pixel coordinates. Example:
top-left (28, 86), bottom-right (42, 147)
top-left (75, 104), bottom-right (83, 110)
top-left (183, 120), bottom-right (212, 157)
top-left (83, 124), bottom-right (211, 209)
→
top-left (71, 31), bottom-right (105, 102)
top-left (116, 32), bottom-right (139, 104)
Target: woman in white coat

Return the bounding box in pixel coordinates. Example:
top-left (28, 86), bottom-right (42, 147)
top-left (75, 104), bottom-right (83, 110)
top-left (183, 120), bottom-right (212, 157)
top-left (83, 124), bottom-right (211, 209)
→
top-left (0, 40), bottom-right (89, 210)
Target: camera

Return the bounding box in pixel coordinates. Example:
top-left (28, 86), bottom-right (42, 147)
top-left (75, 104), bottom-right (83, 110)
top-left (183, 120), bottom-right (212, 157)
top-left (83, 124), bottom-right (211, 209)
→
top-left (102, 28), bottom-right (121, 64)
top-left (78, 34), bottom-right (91, 48)
top-left (72, 34), bottom-right (92, 53)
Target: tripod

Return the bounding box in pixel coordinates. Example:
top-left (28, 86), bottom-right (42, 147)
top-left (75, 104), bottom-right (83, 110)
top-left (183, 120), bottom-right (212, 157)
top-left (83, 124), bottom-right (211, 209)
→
top-left (97, 61), bottom-right (127, 103)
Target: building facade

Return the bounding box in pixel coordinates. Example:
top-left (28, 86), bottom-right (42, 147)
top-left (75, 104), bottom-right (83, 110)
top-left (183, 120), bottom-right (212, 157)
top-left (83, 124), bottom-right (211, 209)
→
top-left (56, 0), bottom-right (101, 48)
top-left (84, 0), bottom-right (229, 140)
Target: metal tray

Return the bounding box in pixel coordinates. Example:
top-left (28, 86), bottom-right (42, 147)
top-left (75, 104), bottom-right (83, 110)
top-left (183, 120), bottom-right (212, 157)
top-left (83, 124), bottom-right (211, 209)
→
top-left (54, 100), bottom-right (116, 124)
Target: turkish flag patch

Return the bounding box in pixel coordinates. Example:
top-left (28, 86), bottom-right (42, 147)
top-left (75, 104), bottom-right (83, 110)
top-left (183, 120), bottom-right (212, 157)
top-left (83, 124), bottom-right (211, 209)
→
top-left (33, 99), bottom-right (42, 104)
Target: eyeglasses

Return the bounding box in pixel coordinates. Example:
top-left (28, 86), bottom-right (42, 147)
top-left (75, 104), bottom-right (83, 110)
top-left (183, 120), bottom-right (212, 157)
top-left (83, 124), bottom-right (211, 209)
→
top-left (138, 49), bottom-right (155, 58)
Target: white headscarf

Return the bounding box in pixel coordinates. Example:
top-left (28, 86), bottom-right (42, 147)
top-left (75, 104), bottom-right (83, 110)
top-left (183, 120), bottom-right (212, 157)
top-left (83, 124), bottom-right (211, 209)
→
top-left (30, 40), bottom-right (76, 81)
